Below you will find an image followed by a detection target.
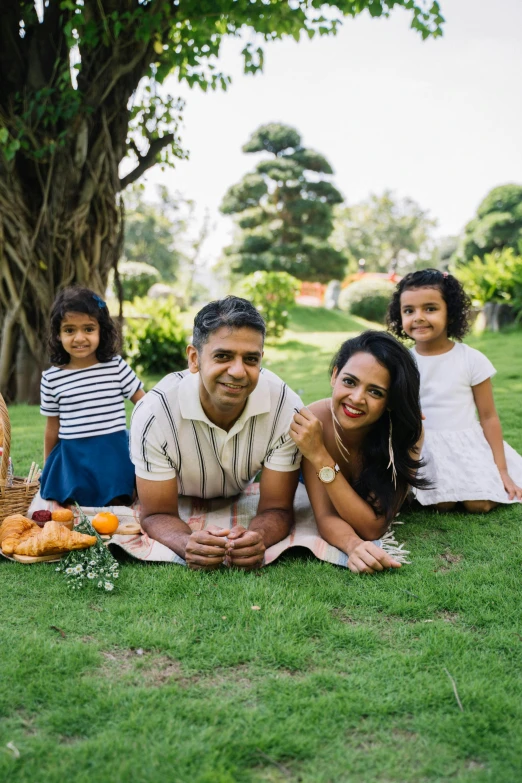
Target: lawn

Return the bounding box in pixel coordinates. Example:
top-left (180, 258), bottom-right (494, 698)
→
top-left (2, 307), bottom-right (522, 783)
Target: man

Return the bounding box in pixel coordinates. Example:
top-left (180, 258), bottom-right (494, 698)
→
top-left (130, 296), bottom-right (302, 570)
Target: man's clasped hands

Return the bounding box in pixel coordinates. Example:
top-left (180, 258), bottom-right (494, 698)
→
top-left (184, 526), bottom-right (266, 571)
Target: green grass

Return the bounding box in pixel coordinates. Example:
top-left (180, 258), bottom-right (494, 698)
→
top-left (2, 307), bottom-right (522, 783)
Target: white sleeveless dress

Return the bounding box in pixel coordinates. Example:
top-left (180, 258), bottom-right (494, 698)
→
top-left (412, 342), bottom-right (522, 505)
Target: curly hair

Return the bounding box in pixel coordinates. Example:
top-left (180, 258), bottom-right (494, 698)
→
top-left (329, 330), bottom-right (430, 523)
top-left (387, 268), bottom-right (472, 341)
top-left (48, 286), bottom-right (120, 365)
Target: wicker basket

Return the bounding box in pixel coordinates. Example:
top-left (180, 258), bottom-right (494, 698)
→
top-left (0, 393), bottom-right (40, 521)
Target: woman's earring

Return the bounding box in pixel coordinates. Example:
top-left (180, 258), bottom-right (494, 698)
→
top-left (387, 412), bottom-right (397, 489)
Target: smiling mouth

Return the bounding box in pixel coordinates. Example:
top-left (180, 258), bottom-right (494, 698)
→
top-left (219, 382), bottom-right (247, 391)
top-left (341, 403), bottom-right (364, 418)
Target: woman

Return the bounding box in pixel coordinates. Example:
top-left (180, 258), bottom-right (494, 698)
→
top-left (290, 330), bottom-right (427, 574)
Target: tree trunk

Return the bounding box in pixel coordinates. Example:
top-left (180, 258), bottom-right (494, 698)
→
top-left (0, 132), bottom-right (123, 401)
top-left (0, 2), bottom-right (172, 402)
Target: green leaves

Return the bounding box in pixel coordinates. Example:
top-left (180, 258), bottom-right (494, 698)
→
top-left (221, 122), bottom-right (346, 282)
top-left (454, 248), bottom-right (522, 316)
top-left (237, 271), bottom-right (300, 338)
top-left (243, 124), bottom-right (301, 155)
top-left (456, 184), bottom-right (522, 264)
top-left (220, 174), bottom-right (268, 215)
top-left (333, 190), bottom-right (436, 273)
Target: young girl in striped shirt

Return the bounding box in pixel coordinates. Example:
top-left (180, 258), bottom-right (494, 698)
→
top-left (40, 286), bottom-right (145, 507)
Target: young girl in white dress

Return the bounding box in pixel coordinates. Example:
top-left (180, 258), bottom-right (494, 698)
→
top-left (387, 268), bottom-right (522, 512)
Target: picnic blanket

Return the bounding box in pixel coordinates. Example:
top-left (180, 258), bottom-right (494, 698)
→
top-left (24, 483), bottom-right (409, 567)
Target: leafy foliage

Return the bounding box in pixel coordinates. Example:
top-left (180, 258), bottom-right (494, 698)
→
top-left (0, 1), bottom-right (444, 177)
top-left (56, 506), bottom-right (119, 592)
top-left (116, 261), bottom-right (161, 301)
top-left (123, 188), bottom-right (191, 281)
top-left (237, 271), bottom-right (300, 338)
top-left (221, 123), bottom-right (346, 282)
top-left (124, 297), bottom-right (187, 376)
top-left (338, 277), bottom-right (396, 323)
top-left (0, 0), bottom-right (445, 400)
top-left (333, 191), bottom-right (437, 273)
top-left (454, 184), bottom-right (522, 264)
top-left (453, 248), bottom-right (522, 317)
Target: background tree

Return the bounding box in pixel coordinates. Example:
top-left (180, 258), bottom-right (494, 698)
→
top-left (429, 234), bottom-right (459, 270)
top-left (332, 190), bottom-right (437, 273)
top-left (453, 184), bottom-right (522, 265)
top-left (0, 1), bottom-right (444, 401)
top-left (220, 124), bottom-right (346, 282)
top-left (124, 187), bottom-right (188, 281)
top-left (237, 271), bottom-right (300, 339)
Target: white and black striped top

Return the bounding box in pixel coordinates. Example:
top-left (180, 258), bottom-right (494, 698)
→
top-left (130, 369), bottom-right (303, 499)
top-left (40, 356), bottom-right (143, 440)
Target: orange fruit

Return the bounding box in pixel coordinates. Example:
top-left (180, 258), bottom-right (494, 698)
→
top-left (91, 511), bottom-right (119, 535)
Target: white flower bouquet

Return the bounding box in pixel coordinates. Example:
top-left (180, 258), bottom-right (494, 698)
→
top-left (55, 505), bottom-right (120, 591)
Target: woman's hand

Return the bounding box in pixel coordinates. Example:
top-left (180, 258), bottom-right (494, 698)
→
top-left (289, 407), bottom-right (328, 463)
top-left (347, 540), bottom-right (401, 574)
top-left (499, 469), bottom-right (522, 501)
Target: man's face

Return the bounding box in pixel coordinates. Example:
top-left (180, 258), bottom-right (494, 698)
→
top-left (187, 326), bottom-right (264, 424)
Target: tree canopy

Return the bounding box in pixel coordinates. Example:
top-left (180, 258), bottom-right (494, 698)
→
top-left (333, 190), bottom-right (436, 273)
top-left (0, 0), bottom-right (444, 400)
top-left (454, 184), bottom-right (522, 265)
top-left (220, 123), bottom-right (346, 282)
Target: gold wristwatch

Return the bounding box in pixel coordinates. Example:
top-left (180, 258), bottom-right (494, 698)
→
top-left (317, 464), bottom-right (340, 484)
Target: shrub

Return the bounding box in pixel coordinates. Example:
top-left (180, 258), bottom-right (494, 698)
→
top-left (454, 248), bottom-right (522, 315)
top-left (116, 261), bottom-right (161, 301)
top-left (338, 277), bottom-right (396, 323)
top-left (124, 297), bottom-right (187, 376)
top-left (237, 270), bottom-right (300, 338)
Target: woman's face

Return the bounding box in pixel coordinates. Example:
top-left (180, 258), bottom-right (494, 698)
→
top-left (331, 351), bottom-right (390, 432)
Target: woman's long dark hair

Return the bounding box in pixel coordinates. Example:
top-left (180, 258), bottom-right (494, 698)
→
top-left (48, 286), bottom-right (120, 365)
top-left (330, 330), bottom-right (430, 522)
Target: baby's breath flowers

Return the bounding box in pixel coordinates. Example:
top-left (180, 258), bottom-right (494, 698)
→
top-left (56, 506), bottom-right (119, 591)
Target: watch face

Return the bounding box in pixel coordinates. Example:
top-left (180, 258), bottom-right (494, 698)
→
top-left (318, 466), bottom-right (336, 483)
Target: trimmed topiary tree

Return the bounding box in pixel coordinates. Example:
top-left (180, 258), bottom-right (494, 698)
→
top-left (221, 124), bottom-right (346, 283)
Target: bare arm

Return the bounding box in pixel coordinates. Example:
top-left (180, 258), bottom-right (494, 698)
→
top-left (227, 467), bottom-right (299, 569)
top-left (252, 467), bottom-right (297, 544)
top-left (290, 407), bottom-right (389, 540)
top-left (44, 416), bottom-right (60, 461)
top-left (136, 475), bottom-right (229, 569)
top-left (301, 457), bottom-right (400, 574)
top-left (130, 388), bottom-right (145, 404)
top-left (473, 378), bottom-right (522, 500)
top-left (291, 406), bottom-right (401, 574)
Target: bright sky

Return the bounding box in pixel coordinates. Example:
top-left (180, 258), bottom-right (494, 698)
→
top-left (136, 0), bottom-right (522, 268)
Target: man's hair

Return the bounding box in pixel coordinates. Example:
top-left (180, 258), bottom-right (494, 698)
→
top-left (192, 296), bottom-right (266, 351)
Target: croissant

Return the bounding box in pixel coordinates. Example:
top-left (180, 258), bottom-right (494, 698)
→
top-left (14, 521), bottom-right (97, 557)
top-left (0, 515), bottom-right (39, 554)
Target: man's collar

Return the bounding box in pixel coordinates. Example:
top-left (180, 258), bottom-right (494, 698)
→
top-left (178, 370), bottom-right (271, 430)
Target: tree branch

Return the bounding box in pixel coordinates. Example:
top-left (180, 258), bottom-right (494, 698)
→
top-left (119, 133), bottom-right (174, 191)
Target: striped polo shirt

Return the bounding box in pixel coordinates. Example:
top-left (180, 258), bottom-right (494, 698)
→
top-left (130, 368), bottom-right (303, 498)
top-left (40, 356), bottom-right (143, 439)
